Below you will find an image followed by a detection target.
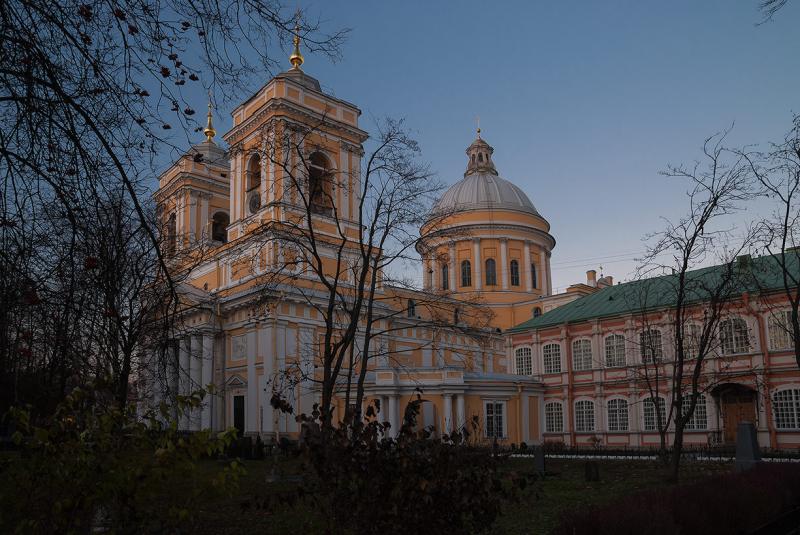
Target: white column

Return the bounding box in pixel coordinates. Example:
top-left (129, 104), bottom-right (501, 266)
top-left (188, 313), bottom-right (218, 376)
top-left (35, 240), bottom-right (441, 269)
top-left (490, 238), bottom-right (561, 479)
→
top-left (456, 394), bottom-right (466, 432)
top-left (190, 335), bottom-right (203, 430)
top-left (500, 239), bottom-right (509, 289)
top-left (546, 252), bottom-right (552, 295)
top-left (443, 394), bottom-right (453, 434)
top-left (388, 395), bottom-right (399, 437)
top-left (259, 323), bottom-right (274, 434)
top-left (473, 238), bottom-right (482, 290)
top-left (200, 333), bottom-right (214, 429)
top-left (178, 337), bottom-right (190, 430)
top-left (524, 241), bottom-right (533, 291)
top-left (448, 242), bottom-right (456, 290)
top-left (246, 330), bottom-right (258, 434)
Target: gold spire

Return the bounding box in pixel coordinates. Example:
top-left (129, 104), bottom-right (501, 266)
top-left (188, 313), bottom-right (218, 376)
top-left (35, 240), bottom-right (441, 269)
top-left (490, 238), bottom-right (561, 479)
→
top-left (289, 17), bottom-right (304, 70)
top-left (203, 97), bottom-right (216, 142)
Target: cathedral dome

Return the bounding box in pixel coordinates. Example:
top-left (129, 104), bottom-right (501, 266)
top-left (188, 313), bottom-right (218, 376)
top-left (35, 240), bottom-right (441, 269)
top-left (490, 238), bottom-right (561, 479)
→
top-left (433, 134), bottom-right (540, 217)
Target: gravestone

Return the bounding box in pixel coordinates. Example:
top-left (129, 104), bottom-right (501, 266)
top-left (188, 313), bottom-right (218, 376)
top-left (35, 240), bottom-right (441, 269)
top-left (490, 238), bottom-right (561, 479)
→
top-left (734, 421), bottom-right (762, 473)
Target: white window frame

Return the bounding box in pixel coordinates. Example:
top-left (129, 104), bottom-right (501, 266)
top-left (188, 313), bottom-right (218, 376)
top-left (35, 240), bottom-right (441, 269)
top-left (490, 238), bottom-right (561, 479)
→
top-left (484, 400), bottom-right (507, 438)
top-left (720, 317), bottom-right (750, 355)
top-left (643, 396), bottom-right (667, 431)
top-left (572, 338), bottom-right (593, 371)
top-left (681, 394), bottom-right (708, 431)
top-left (514, 346), bottom-right (533, 376)
top-left (773, 388), bottom-right (800, 430)
top-left (544, 401), bottom-right (564, 433)
top-left (681, 323), bottom-right (702, 360)
top-left (640, 329), bottom-right (663, 364)
top-left (604, 333), bottom-right (626, 368)
top-left (607, 398), bottom-right (629, 432)
top-left (768, 310), bottom-right (795, 351)
top-left (574, 399), bottom-right (595, 433)
top-left (542, 343), bottom-right (562, 374)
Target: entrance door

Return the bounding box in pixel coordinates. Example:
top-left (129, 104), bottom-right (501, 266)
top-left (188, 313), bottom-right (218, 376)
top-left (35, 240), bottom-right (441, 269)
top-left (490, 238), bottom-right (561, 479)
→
top-left (720, 390), bottom-right (756, 444)
top-left (233, 395), bottom-right (245, 437)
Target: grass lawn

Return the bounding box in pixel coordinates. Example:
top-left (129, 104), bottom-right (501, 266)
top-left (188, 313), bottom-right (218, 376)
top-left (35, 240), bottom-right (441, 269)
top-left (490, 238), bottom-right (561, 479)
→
top-left (188, 456), bottom-right (732, 534)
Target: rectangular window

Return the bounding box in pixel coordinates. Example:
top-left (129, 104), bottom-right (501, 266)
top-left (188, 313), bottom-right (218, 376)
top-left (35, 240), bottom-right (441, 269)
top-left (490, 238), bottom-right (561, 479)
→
top-left (544, 402), bottom-right (563, 433)
top-left (233, 395), bottom-right (245, 436)
top-left (607, 399), bottom-right (629, 432)
top-left (542, 343), bottom-right (561, 374)
top-left (774, 389), bottom-right (800, 430)
top-left (485, 401), bottom-right (506, 438)
top-left (574, 400), bottom-right (595, 433)
top-left (640, 330), bottom-right (663, 363)
top-left (515, 347), bottom-right (532, 376)
top-left (769, 311), bottom-right (794, 351)
top-left (604, 334), bottom-right (626, 368)
top-left (572, 339), bottom-right (592, 371)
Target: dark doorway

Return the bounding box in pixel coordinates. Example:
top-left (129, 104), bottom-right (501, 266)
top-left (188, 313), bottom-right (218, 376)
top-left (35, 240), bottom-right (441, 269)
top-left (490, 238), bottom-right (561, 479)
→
top-left (713, 384), bottom-right (757, 444)
top-left (233, 395), bottom-right (245, 437)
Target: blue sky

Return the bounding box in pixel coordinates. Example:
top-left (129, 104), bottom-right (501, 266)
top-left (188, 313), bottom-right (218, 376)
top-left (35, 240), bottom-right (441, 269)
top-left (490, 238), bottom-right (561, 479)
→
top-left (182, 1), bottom-right (800, 291)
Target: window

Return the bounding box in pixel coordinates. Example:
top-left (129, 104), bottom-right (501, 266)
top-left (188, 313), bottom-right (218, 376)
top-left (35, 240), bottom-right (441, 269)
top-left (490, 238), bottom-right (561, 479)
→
top-left (682, 323), bottom-right (702, 359)
top-left (233, 395), bottom-right (245, 437)
top-left (574, 400), bottom-right (595, 432)
top-left (640, 329), bottom-right (663, 363)
top-left (453, 308), bottom-right (460, 324)
top-left (308, 152), bottom-right (333, 215)
top-left (510, 260), bottom-right (520, 286)
top-left (607, 399), bottom-right (629, 432)
top-left (720, 317), bottom-right (749, 355)
top-left (441, 264), bottom-right (449, 290)
top-left (166, 212), bottom-right (177, 254)
top-left (485, 258), bottom-right (497, 286)
top-left (643, 397), bottom-right (666, 431)
top-left (533, 307), bottom-right (542, 318)
top-left (407, 299), bottom-right (416, 318)
top-left (768, 311), bottom-right (795, 351)
top-left (604, 334), bottom-right (626, 368)
top-left (542, 343), bottom-right (561, 374)
top-left (211, 212), bottom-right (229, 243)
top-left (485, 401), bottom-right (505, 438)
top-left (246, 153), bottom-right (261, 191)
top-left (572, 339), bottom-right (592, 371)
top-left (774, 389), bottom-right (800, 429)
top-left (682, 394), bottom-right (708, 430)
top-left (531, 263), bottom-right (537, 289)
top-left (544, 402), bottom-right (563, 433)
top-left (460, 260), bottom-right (472, 287)
top-left (515, 347), bottom-right (532, 375)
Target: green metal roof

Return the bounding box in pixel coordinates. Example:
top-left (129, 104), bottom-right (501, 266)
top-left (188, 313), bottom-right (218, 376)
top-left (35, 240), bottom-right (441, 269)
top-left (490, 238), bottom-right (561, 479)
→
top-left (509, 253), bottom-right (799, 332)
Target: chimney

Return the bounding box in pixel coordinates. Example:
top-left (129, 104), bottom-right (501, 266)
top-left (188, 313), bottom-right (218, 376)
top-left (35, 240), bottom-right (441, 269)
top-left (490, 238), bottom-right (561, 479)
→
top-left (586, 270), bottom-right (597, 287)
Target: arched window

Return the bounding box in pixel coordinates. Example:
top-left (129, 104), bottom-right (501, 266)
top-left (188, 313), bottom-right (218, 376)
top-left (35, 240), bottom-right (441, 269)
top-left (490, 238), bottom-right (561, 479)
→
top-left (682, 394), bottom-right (708, 430)
top-left (441, 264), bottom-right (449, 290)
top-left (460, 260), bottom-right (472, 287)
top-left (607, 399), bottom-right (629, 432)
top-left (308, 152), bottom-right (333, 215)
top-left (166, 212), bottom-right (177, 254)
top-left (246, 153), bottom-right (261, 191)
top-left (484, 258), bottom-right (497, 286)
top-left (720, 317), bottom-right (749, 355)
top-left (643, 397), bottom-right (666, 431)
top-left (533, 307), bottom-right (542, 318)
top-left (515, 347), bottom-right (532, 375)
top-left (211, 212), bottom-right (229, 243)
top-left (604, 334), bottom-right (626, 368)
top-left (640, 329), bottom-right (663, 363)
top-left (574, 400), bottom-right (595, 432)
top-left (544, 402), bottom-right (563, 433)
top-left (407, 299), bottom-right (416, 318)
top-left (774, 388), bottom-right (800, 429)
top-left (510, 260), bottom-right (520, 286)
top-left (531, 263), bottom-right (537, 289)
top-left (572, 339), bottom-right (592, 371)
top-left (542, 343), bottom-right (561, 374)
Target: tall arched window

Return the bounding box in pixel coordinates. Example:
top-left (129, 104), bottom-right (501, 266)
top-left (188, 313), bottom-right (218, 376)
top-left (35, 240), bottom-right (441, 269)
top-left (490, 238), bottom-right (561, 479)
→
top-left (720, 317), bottom-right (749, 355)
top-left (510, 260), bottom-right (520, 286)
top-left (460, 260), bottom-right (472, 287)
top-left (682, 394), bottom-right (708, 430)
top-left (485, 258), bottom-right (497, 286)
top-left (531, 263), bottom-right (537, 289)
top-left (640, 329), bottom-right (663, 363)
top-left (544, 402), bottom-right (563, 433)
top-left (607, 399), bottom-right (629, 431)
top-left (441, 264), bottom-right (449, 290)
top-left (574, 400), bottom-right (595, 432)
top-left (211, 212), bottom-right (229, 243)
top-left (246, 153), bottom-right (261, 191)
top-left (533, 307), bottom-right (542, 318)
top-left (572, 339), bottom-right (592, 371)
top-left (643, 397), bottom-right (666, 431)
top-left (604, 334), bottom-right (626, 368)
top-left (515, 347), bottom-right (532, 375)
top-left (166, 212), bottom-right (177, 254)
top-left (542, 343), bottom-right (561, 374)
top-left (407, 299), bottom-right (416, 318)
top-left (308, 152), bottom-right (333, 215)
top-left (774, 389), bottom-right (800, 429)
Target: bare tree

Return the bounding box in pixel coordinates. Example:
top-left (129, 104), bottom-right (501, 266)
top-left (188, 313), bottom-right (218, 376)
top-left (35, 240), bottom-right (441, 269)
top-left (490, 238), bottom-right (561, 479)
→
top-left (633, 129), bottom-right (757, 480)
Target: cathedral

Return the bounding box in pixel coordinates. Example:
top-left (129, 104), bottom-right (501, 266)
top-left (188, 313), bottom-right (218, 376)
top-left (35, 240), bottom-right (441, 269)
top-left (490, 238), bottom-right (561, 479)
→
top-left (151, 37), bottom-right (800, 450)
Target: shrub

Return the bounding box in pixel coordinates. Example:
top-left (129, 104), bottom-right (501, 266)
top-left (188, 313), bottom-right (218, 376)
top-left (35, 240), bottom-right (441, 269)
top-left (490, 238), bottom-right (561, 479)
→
top-left (553, 463), bottom-right (800, 535)
top-left (0, 383), bottom-right (242, 534)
